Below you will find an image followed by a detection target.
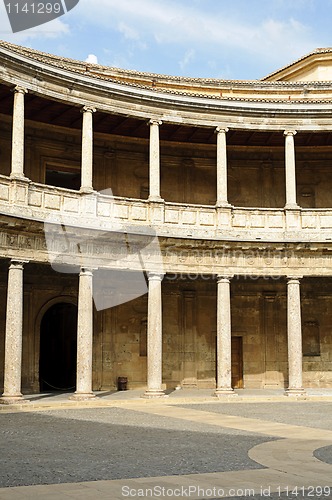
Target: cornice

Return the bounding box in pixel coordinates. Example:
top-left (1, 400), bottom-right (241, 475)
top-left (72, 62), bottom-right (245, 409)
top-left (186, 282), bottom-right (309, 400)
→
top-left (1, 41), bottom-right (332, 130)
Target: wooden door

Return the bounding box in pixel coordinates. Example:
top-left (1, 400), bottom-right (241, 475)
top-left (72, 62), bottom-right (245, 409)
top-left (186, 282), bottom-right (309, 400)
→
top-left (231, 336), bottom-right (243, 389)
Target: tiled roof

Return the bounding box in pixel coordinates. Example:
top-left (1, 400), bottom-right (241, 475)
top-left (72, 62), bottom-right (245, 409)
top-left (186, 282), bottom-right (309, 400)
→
top-left (1, 40), bottom-right (332, 104)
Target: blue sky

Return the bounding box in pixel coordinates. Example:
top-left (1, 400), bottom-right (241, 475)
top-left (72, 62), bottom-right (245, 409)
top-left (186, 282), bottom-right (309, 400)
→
top-left (0, 0), bottom-right (332, 80)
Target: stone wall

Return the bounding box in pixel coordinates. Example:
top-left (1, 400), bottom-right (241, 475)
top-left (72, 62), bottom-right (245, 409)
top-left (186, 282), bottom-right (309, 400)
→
top-left (1, 267), bottom-right (331, 393)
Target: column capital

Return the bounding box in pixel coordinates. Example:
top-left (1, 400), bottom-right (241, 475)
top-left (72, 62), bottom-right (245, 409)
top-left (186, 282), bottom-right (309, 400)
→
top-left (81, 105), bottom-right (96, 114)
top-left (287, 276), bottom-right (302, 284)
top-left (79, 267), bottom-right (96, 276)
top-left (215, 126), bottom-right (229, 134)
top-left (284, 130), bottom-right (297, 137)
top-left (149, 119), bottom-right (162, 127)
top-left (9, 260), bottom-right (29, 270)
top-left (217, 275), bottom-right (233, 283)
top-left (12, 86), bottom-right (28, 95)
top-left (148, 272), bottom-right (164, 282)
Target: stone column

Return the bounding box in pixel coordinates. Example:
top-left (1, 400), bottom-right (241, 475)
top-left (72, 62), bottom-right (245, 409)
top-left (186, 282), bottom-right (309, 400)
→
top-left (148, 119), bottom-right (163, 202)
top-left (0, 260), bottom-right (29, 404)
top-left (216, 127), bottom-right (230, 207)
top-left (10, 86), bottom-right (28, 181)
top-left (286, 277), bottom-right (306, 396)
top-left (80, 106), bottom-right (96, 193)
top-left (70, 268), bottom-right (96, 400)
top-left (215, 276), bottom-right (236, 396)
top-left (284, 130), bottom-right (299, 209)
top-left (143, 273), bottom-right (165, 398)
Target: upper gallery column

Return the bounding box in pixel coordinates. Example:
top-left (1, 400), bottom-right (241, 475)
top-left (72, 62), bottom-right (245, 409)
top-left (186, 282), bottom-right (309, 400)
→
top-left (284, 130), bottom-right (299, 209)
top-left (143, 272), bottom-right (165, 398)
top-left (148, 119), bottom-right (163, 202)
top-left (10, 86), bottom-right (28, 181)
top-left (215, 127), bottom-right (230, 207)
top-left (80, 106), bottom-right (96, 193)
top-left (70, 267), bottom-right (96, 400)
top-left (0, 260), bottom-right (29, 405)
top-left (286, 277), bottom-right (305, 396)
top-left (214, 275), bottom-right (236, 397)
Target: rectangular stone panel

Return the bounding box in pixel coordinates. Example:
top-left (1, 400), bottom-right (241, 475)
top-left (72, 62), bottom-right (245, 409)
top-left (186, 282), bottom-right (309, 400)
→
top-left (165, 209), bottom-right (179, 224)
top-left (181, 210), bottom-right (197, 225)
top-left (0, 184), bottom-right (9, 201)
top-left (44, 193), bottom-right (61, 210)
top-left (15, 185), bottom-right (27, 203)
top-left (113, 204), bottom-right (129, 220)
top-left (232, 214), bottom-right (247, 227)
top-left (267, 215), bottom-right (284, 228)
top-left (302, 214), bottom-right (318, 229)
top-left (97, 202), bottom-right (111, 217)
top-left (199, 211), bottom-right (215, 226)
top-left (320, 215), bottom-right (332, 229)
top-left (62, 197), bottom-right (79, 213)
top-left (249, 214), bottom-right (265, 228)
top-left (28, 190), bottom-right (42, 207)
top-left (131, 206), bottom-right (147, 221)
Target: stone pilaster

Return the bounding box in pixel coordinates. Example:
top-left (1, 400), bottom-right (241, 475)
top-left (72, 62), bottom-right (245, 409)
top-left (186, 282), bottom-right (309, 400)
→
top-left (80, 106), bottom-right (96, 193)
top-left (215, 127), bottom-right (230, 207)
top-left (214, 275), bottom-right (236, 397)
top-left (284, 130), bottom-right (299, 209)
top-left (70, 268), bottom-right (96, 400)
top-left (10, 86), bottom-right (29, 181)
top-left (0, 260), bottom-right (29, 405)
top-left (148, 119), bottom-right (163, 202)
top-left (143, 272), bottom-right (165, 398)
top-left (285, 277), bottom-right (306, 396)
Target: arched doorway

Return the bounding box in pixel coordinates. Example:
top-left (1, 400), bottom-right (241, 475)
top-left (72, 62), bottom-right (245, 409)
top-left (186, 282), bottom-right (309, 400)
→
top-left (39, 302), bottom-right (77, 391)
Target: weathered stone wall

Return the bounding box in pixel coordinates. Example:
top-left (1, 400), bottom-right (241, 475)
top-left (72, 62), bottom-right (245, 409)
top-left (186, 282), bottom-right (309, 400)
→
top-left (0, 269), bottom-right (331, 392)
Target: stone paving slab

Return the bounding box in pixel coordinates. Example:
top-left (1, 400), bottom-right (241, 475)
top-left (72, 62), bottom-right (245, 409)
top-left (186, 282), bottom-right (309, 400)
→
top-left (0, 400), bottom-right (331, 499)
top-left (0, 408), bottom-right (274, 488)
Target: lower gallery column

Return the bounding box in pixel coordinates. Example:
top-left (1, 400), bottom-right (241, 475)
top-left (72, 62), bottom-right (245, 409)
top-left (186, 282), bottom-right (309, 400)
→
top-left (0, 260), bottom-right (29, 404)
top-left (143, 272), bottom-right (165, 398)
top-left (285, 277), bottom-right (306, 396)
top-left (70, 268), bottom-right (96, 400)
top-left (214, 275), bottom-right (236, 397)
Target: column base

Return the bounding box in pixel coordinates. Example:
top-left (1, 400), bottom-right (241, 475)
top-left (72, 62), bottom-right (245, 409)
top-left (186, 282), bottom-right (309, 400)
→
top-left (284, 203), bottom-right (300, 210)
top-left (215, 202), bottom-right (232, 208)
top-left (0, 395), bottom-right (30, 405)
top-left (10, 174), bottom-right (30, 183)
top-left (284, 388), bottom-right (307, 397)
top-left (80, 187), bottom-right (95, 194)
top-left (214, 388), bottom-right (238, 398)
top-left (148, 196), bottom-right (164, 203)
top-left (141, 389), bottom-right (167, 399)
top-left (69, 392), bottom-right (96, 401)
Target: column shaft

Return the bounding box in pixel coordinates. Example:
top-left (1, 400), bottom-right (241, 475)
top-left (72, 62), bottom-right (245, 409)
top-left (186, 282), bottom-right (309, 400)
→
top-left (143, 273), bottom-right (165, 398)
top-left (284, 131), bottom-right (298, 209)
top-left (148, 120), bottom-right (163, 202)
top-left (216, 127), bottom-right (229, 206)
top-left (215, 276), bottom-right (236, 396)
top-left (0, 260), bottom-right (29, 404)
top-left (70, 268), bottom-right (95, 400)
top-left (286, 278), bottom-right (305, 396)
top-left (80, 106), bottom-right (96, 193)
top-left (11, 87), bottom-right (28, 180)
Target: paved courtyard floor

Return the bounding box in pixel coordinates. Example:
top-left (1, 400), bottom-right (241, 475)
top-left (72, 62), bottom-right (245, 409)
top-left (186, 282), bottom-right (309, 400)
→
top-left (0, 390), bottom-right (331, 499)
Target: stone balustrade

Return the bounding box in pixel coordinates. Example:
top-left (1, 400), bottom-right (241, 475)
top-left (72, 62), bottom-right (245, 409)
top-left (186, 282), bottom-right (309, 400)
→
top-left (1, 174), bottom-right (332, 242)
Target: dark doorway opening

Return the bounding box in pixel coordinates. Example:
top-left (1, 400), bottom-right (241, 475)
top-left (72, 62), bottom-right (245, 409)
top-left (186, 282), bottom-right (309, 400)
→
top-left (231, 336), bottom-right (244, 389)
top-left (40, 302), bottom-right (77, 391)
